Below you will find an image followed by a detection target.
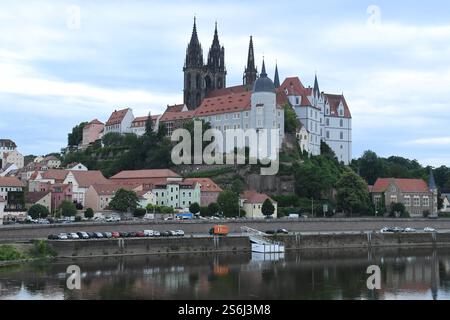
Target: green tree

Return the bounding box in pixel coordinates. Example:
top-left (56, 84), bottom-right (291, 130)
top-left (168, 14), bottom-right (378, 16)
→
top-left (28, 204), bottom-right (49, 219)
top-left (336, 169), bottom-right (371, 216)
top-left (231, 179), bottom-right (245, 195)
top-left (294, 161), bottom-right (333, 200)
top-left (189, 202), bottom-right (200, 215)
top-left (390, 202), bottom-right (408, 218)
top-left (261, 198), bottom-right (275, 217)
top-left (59, 200), bottom-right (77, 217)
top-left (68, 122), bottom-right (88, 147)
top-left (283, 104), bottom-right (299, 133)
top-left (144, 112), bottom-right (154, 136)
top-left (199, 206), bottom-right (209, 216)
top-left (357, 150), bottom-right (384, 185)
top-left (84, 208), bottom-right (94, 219)
top-left (102, 132), bottom-right (123, 147)
top-left (217, 190), bottom-right (239, 217)
top-left (109, 189), bottom-right (139, 213)
top-left (207, 202), bottom-right (220, 216)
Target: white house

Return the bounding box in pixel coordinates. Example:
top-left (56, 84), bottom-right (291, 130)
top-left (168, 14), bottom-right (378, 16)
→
top-left (104, 108), bottom-right (135, 135)
top-left (131, 115), bottom-right (162, 136)
top-left (67, 163), bottom-right (88, 171)
top-left (63, 170), bottom-right (111, 207)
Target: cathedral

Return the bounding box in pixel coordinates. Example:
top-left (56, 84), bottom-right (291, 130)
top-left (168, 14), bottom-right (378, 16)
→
top-left (183, 18), bottom-right (267, 110)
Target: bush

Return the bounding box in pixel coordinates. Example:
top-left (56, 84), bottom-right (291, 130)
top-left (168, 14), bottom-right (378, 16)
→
top-left (28, 204), bottom-right (49, 220)
top-left (0, 245), bottom-right (27, 261)
top-left (423, 210), bottom-right (431, 218)
top-left (29, 240), bottom-right (56, 258)
top-left (390, 202), bottom-right (407, 218)
top-left (207, 202), bottom-right (220, 216)
top-left (84, 208), bottom-right (94, 219)
top-left (59, 200), bottom-right (77, 217)
top-left (189, 202), bottom-right (200, 215)
top-left (199, 206), bottom-right (209, 216)
top-left (75, 216), bottom-right (82, 222)
top-left (134, 208), bottom-right (146, 217)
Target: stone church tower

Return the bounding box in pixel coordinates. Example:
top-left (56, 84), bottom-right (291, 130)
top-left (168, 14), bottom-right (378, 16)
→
top-left (183, 18), bottom-right (226, 110)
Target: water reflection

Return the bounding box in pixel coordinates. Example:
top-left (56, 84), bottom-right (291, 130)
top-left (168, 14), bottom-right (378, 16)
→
top-left (1, 248), bottom-right (450, 300)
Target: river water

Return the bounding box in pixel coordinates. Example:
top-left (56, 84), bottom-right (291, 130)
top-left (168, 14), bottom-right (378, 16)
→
top-left (1, 247), bottom-right (450, 300)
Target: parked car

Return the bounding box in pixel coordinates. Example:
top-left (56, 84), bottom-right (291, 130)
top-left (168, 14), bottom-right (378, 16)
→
top-left (135, 231), bottom-right (145, 237)
top-left (153, 231), bottom-right (161, 237)
top-left (265, 230), bottom-right (276, 235)
top-left (68, 233), bottom-right (80, 239)
top-left (404, 228), bottom-right (417, 233)
top-left (175, 230), bottom-right (185, 237)
top-left (380, 227), bottom-right (394, 233)
top-left (37, 219), bottom-right (50, 225)
top-left (77, 232), bottom-right (89, 239)
top-left (94, 232), bottom-right (104, 238)
top-left (392, 227), bottom-right (404, 233)
top-left (128, 232), bottom-right (138, 238)
top-left (111, 232), bottom-right (121, 238)
top-left (106, 216), bottom-right (121, 222)
top-left (277, 228), bottom-right (289, 235)
top-left (144, 230), bottom-right (154, 237)
top-left (87, 232), bottom-right (96, 239)
top-left (57, 233), bottom-right (68, 240)
top-left (48, 234), bottom-right (58, 240)
top-left (103, 232), bottom-right (113, 238)
top-left (424, 227), bottom-right (436, 232)
top-left (160, 231), bottom-right (171, 237)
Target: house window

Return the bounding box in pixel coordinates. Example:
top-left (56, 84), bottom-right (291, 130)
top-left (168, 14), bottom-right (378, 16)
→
top-left (374, 195), bottom-right (382, 207)
top-left (422, 197), bottom-right (429, 207)
top-left (245, 112), bottom-right (249, 118)
top-left (340, 119), bottom-right (343, 127)
top-left (216, 115), bottom-right (221, 121)
top-left (295, 97), bottom-right (299, 105)
top-left (390, 195), bottom-right (397, 203)
top-left (413, 196), bottom-right (420, 206)
top-left (404, 196), bottom-right (411, 206)
top-left (326, 118), bottom-right (329, 126)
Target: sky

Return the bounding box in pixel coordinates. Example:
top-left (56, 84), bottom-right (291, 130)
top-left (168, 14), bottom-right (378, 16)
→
top-left (0, 0), bottom-right (449, 167)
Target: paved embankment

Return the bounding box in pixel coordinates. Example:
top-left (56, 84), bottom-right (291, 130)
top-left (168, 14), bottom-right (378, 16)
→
top-left (49, 236), bottom-right (250, 258)
top-left (39, 232), bottom-right (450, 258)
top-left (0, 218), bottom-right (449, 241)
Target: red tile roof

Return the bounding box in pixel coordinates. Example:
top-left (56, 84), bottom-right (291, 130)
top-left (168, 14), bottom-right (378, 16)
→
top-left (70, 171), bottom-right (111, 188)
top-left (324, 93), bottom-right (352, 118)
top-left (0, 176), bottom-right (24, 187)
top-left (279, 77), bottom-right (306, 96)
top-left (372, 178), bottom-right (430, 193)
top-left (194, 92), bottom-right (253, 117)
top-left (241, 190), bottom-right (275, 204)
top-left (165, 104), bottom-right (186, 113)
top-left (206, 85), bottom-right (249, 98)
top-left (159, 110), bottom-right (197, 122)
top-left (42, 169), bottom-right (69, 182)
top-left (111, 169), bottom-right (180, 180)
top-left (106, 108), bottom-right (131, 126)
top-left (88, 119), bottom-right (104, 126)
top-left (184, 178), bottom-right (222, 193)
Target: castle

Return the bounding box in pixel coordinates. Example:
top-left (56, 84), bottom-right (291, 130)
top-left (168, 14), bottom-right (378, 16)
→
top-left (95, 18), bottom-right (353, 164)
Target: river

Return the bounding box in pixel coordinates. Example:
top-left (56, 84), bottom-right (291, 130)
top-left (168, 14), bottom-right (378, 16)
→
top-left (1, 247), bottom-right (450, 300)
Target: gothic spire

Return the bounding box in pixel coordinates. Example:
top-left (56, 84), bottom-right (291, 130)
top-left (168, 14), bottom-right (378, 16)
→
top-left (185, 16), bottom-right (203, 69)
top-left (274, 62), bottom-right (280, 88)
top-left (243, 36), bottom-right (258, 86)
top-left (314, 73), bottom-right (320, 97)
top-left (260, 58), bottom-right (267, 77)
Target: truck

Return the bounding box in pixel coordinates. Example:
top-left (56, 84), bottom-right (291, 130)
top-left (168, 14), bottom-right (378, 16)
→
top-left (288, 213), bottom-right (299, 219)
top-left (209, 225), bottom-right (229, 236)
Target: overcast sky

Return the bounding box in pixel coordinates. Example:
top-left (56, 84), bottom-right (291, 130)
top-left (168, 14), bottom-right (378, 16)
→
top-left (1, 0), bottom-right (449, 166)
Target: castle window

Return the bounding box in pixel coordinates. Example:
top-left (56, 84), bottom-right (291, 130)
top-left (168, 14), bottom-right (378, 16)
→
top-left (245, 112), bottom-right (249, 118)
top-left (216, 115), bottom-right (221, 121)
top-left (326, 131), bottom-right (330, 139)
top-left (340, 132), bottom-right (344, 140)
top-left (340, 119), bottom-right (343, 127)
top-left (326, 118), bottom-right (329, 126)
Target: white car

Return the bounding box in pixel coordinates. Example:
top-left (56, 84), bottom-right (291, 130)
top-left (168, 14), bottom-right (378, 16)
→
top-left (144, 230), bottom-right (154, 237)
top-left (175, 230), bottom-right (185, 237)
top-left (424, 227), bottom-right (436, 232)
top-left (58, 233), bottom-right (68, 240)
top-left (404, 228), bottom-right (417, 233)
top-left (380, 227), bottom-right (393, 233)
top-left (153, 231), bottom-right (161, 237)
top-left (69, 233), bottom-right (80, 239)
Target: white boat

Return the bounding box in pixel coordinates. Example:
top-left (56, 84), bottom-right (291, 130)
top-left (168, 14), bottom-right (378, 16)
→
top-left (242, 227), bottom-right (286, 253)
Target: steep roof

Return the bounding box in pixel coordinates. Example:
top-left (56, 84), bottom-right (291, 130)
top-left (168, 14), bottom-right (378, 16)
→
top-left (372, 178), bottom-right (430, 193)
top-left (42, 169), bottom-right (68, 182)
top-left (324, 93), bottom-right (352, 118)
top-left (195, 91), bottom-right (253, 117)
top-left (241, 190), bottom-right (275, 204)
top-left (160, 110), bottom-right (197, 122)
top-left (70, 171), bottom-right (111, 188)
top-left (184, 178), bottom-right (222, 192)
top-left (25, 191), bottom-right (51, 204)
top-left (0, 176), bottom-right (24, 187)
top-left (87, 119), bottom-right (104, 126)
top-left (165, 104), bottom-right (186, 113)
top-left (279, 77), bottom-right (306, 96)
top-left (111, 169), bottom-right (180, 180)
top-left (106, 108), bottom-right (131, 126)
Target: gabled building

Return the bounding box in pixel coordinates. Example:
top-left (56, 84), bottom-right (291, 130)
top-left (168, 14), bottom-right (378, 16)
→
top-left (104, 108), bottom-right (135, 135)
top-left (25, 191), bottom-right (52, 212)
top-left (153, 180), bottom-right (201, 209)
top-left (240, 190), bottom-right (277, 219)
top-left (63, 170), bottom-right (111, 206)
top-left (110, 169), bottom-right (181, 186)
top-left (42, 156), bottom-right (61, 169)
top-left (370, 178), bottom-right (437, 217)
top-left (0, 176), bottom-right (25, 212)
top-left (184, 178), bottom-right (222, 206)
